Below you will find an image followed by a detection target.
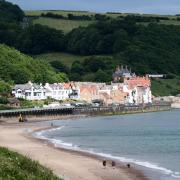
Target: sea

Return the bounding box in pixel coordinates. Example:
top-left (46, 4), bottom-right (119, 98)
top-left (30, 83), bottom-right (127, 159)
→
top-left (35, 110), bottom-right (180, 180)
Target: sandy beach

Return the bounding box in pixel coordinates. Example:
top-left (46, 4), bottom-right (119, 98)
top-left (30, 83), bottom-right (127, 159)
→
top-left (0, 120), bottom-right (147, 180)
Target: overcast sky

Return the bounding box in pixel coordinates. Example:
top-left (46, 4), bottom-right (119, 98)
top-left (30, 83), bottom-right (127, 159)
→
top-left (8, 0), bottom-right (180, 15)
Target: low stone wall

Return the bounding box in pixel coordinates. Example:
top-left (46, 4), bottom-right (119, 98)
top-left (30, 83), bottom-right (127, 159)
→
top-left (154, 96), bottom-right (180, 109)
top-left (171, 103), bottom-right (180, 109)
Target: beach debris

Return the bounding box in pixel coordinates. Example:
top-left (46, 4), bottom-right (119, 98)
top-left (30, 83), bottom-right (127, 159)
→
top-left (103, 160), bottom-right (106, 167)
top-left (127, 163), bottom-right (131, 168)
top-left (112, 161), bottom-right (116, 168)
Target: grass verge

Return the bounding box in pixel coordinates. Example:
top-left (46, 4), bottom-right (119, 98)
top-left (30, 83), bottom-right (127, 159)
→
top-left (0, 147), bottom-right (61, 180)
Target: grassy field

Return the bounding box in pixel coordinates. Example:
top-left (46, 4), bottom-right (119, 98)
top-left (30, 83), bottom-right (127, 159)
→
top-left (25, 10), bottom-right (177, 19)
top-left (30, 13), bottom-right (180, 34)
top-left (26, 10), bottom-right (95, 17)
top-left (35, 52), bottom-right (88, 67)
top-left (0, 147), bottom-right (60, 180)
top-left (35, 52), bottom-right (112, 67)
top-left (25, 10), bottom-right (122, 18)
top-left (159, 20), bottom-right (180, 25)
top-left (33, 17), bottom-right (94, 33)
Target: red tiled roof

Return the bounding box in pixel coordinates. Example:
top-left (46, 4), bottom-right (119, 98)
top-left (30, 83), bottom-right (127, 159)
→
top-left (124, 76), bottom-right (151, 89)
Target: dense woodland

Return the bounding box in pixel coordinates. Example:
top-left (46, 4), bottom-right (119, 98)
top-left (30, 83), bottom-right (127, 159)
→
top-left (0, 0), bottom-right (180, 96)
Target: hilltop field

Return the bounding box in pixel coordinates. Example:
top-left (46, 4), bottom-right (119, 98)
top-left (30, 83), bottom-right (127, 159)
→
top-left (33, 17), bottom-right (93, 33)
top-left (26, 10), bottom-right (180, 33)
top-left (25, 9), bottom-right (178, 19)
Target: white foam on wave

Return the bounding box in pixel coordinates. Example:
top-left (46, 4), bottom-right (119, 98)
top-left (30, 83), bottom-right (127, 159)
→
top-left (34, 126), bottom-right (64, 139)
top-left (34, 126), bottom-right (180, 179)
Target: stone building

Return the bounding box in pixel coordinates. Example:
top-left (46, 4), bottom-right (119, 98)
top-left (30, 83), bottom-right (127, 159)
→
top-left (112, 65), bottom-right (136, 82)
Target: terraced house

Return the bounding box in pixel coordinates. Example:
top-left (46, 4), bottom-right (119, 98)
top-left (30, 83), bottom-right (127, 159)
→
top-left (12, 76), bottom-right (152, 105)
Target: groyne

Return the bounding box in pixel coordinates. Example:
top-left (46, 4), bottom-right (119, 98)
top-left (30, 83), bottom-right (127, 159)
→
top-left (0, 104), bottom-right (171, 123)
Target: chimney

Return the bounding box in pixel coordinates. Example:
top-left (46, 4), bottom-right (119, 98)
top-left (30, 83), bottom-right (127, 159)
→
top-left (121, 65), bottom-right (123, 70)
top-left (28, 81), bottom-right (33, 86)
top-left (117, 65), bottom-right (120, 71)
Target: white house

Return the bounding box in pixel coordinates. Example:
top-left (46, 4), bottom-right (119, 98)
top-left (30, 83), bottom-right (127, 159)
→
top-left (44, 82), bottom-right (80, 100)
top-left (12, 81), bottom-right (46, 100)
top-left (44, 83), bottom-right (69, 100)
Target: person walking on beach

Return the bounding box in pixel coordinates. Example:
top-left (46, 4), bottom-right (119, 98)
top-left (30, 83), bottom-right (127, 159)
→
top-left (19, 114), bottom-right (23, 122)
top-left (103, 160), bottom-right (106, 168)
top-left (127, 163), bottom-right (131, 168)
top-left (112, 161), bottom-right (116, 168)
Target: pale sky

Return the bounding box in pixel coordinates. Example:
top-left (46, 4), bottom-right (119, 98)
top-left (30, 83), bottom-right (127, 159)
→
top-left (8, 0), bottom-right (180, 15)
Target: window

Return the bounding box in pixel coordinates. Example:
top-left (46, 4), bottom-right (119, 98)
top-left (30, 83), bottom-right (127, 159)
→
top-left (25, 92), bottom-right (31, 97)
top-left (17, 90), bottom-right (22, 94)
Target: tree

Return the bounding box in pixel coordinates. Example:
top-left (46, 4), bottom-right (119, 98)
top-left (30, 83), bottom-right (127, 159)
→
top-left (0, 0), bottom-right (24, 22)
top-left (94, 69), bottom-right (111, 82)
top-left (69, 73), bottom-right (82, 81)
top-left (50, 61), bottom-right (69, 74)
top-left (0, 97), bottom-right (8, 104)
top-left (18, 24), bottom-right (65, 54)
top-left (55, 73), bottom-right (69, 82)
top-left (83, 57), bottom-right (106, 72)
top-left (11, 69), bottom-right (31, 84)
top-left (71, 61), bottom-right (84, 75)
top-left (0, 80), bottom-right (11, 95)
top-left (113, 30), bottom-right (129, 53)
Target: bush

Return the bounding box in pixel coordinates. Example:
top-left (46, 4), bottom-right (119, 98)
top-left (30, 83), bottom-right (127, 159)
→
top-left (0, 97), bottom-right (8, 104)
top-left (0, 81), bottom-right (11, 95)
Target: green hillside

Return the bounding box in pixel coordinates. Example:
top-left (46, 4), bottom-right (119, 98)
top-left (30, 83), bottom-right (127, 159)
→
top-left (0, 44), bottom-right (68, 84)
top-left (32, 17), bottom-right (180, 34)
top-left (35, 52), bottom-right (111, 67)
top-left (152, 78), bottom-right (180, 96)
top-left (33, 17), bottom-right (93, 33)
top-left (0, 147), bottom-right (60, 180)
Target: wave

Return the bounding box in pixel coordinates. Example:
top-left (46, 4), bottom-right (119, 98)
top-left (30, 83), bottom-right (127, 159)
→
top-left (34, 126), bottom-right (180, 179)
top-left (34, 126), bottom-right (65, 140)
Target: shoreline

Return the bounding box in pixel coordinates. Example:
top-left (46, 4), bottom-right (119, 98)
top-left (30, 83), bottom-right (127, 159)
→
top-left (0, 120), bottom-right (148, 180)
